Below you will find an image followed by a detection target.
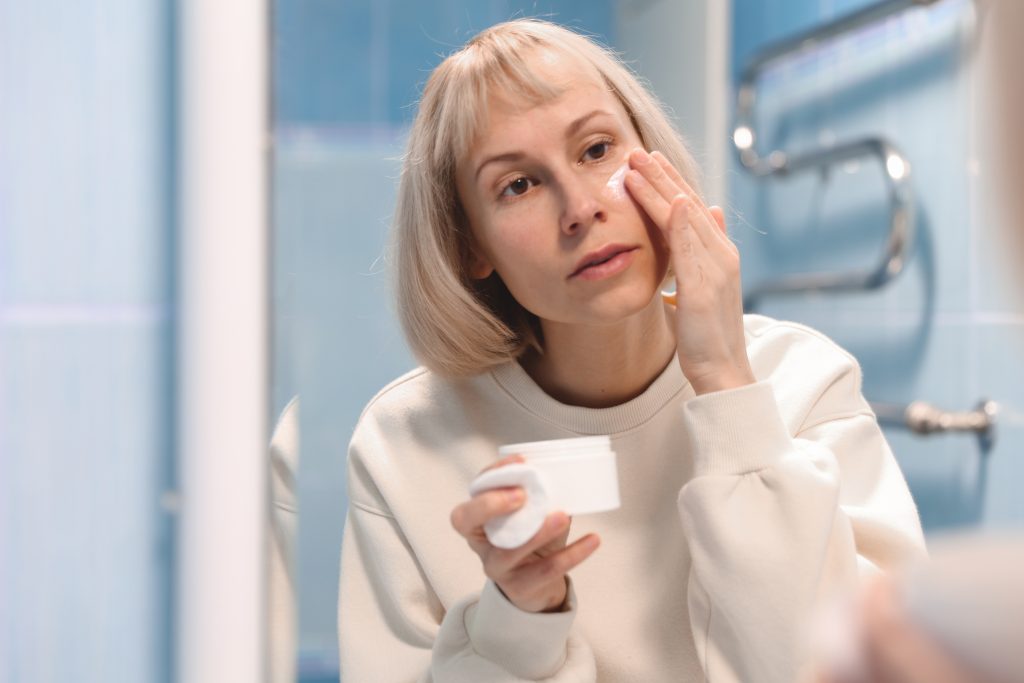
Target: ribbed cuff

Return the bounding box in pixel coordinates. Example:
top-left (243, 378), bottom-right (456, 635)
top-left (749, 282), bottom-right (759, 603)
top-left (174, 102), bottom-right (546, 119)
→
top-left (466, 578), bottom-right (577, 679)
top-left (681, 380), bottom-right (792, 477)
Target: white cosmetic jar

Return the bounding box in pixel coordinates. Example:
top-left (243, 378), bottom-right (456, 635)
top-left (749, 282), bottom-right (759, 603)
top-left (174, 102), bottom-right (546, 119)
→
top-left (468, 436), bottom-right (620, 549)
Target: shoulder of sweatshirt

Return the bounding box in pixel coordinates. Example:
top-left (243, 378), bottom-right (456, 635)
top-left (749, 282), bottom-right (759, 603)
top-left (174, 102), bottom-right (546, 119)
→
top-left (346, 363), bottom-right (496, 484)
top-left (353, 364), bottom-right (492, 430)
top-left (356, 365), bottom-right (433, 421)
top-left (742, 314), bottom-right (873, 433)
top-left (347, 364), bottom-right (530, 518)
top-left (345, 366), bottom-right (455, 513)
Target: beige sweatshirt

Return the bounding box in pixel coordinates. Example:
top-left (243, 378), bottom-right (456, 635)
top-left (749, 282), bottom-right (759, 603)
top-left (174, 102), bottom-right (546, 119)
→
top-left (338, 314), bottom-right (926, 682)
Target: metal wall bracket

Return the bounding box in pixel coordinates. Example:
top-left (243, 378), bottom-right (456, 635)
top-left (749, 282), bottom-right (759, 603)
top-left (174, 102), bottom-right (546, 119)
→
top-left (872, 399), bottom-right (998, 449)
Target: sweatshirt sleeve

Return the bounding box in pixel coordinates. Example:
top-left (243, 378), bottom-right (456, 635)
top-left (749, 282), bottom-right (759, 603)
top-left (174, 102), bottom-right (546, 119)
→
top-left (677, 360), bottom-right (926, 682)
top-left (338, 423), bottom-right (598, 682)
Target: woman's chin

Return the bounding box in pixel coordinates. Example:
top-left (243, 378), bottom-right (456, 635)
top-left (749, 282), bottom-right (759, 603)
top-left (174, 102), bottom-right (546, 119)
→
top-left (563, 283), bottom-right (664, 325)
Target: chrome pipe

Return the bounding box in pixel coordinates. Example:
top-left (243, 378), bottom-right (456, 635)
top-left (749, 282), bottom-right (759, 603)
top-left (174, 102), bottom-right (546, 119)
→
top-left (872, 399), bottom-right (998, 444)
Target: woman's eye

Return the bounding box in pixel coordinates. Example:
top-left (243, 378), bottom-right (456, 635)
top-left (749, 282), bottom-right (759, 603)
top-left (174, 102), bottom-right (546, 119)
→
top-left (500, 176), bottom-right (532, 198)
top-left (583, 140), bottom-right (611, 162)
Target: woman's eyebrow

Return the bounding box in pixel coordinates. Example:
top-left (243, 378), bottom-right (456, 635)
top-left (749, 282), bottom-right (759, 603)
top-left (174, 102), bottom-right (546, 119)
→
top-left (474, 109), bottom-right (616, 182)
top-left (564, 109), bottom-right (613, 139)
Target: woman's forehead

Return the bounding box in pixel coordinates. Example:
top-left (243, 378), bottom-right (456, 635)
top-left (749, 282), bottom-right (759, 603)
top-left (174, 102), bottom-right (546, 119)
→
top-left (518, 49), bottom-right (608, 104)
top-left (451, 45), bottom-right (622, 171)
top-left (463, 81), bottom-right (624, 178)
top-left (475, 59), bottom-right (619, 139)
top-left (487, 76), bottom-right (614, 128)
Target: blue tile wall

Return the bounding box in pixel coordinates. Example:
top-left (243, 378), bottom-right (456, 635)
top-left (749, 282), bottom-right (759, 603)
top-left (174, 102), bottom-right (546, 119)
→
top-left (275, 138), bottom-right (415, 659)
top-left (0, 1), bottom-right (174, 681)
top-left (274, 0), bottom-right (615, 127)
top-left (730, 0), bottom-right (1024, 531)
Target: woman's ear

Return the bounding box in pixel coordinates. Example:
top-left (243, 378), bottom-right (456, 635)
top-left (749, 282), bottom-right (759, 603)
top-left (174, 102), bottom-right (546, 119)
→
top-left (468, 247), bottom-right (495, 280)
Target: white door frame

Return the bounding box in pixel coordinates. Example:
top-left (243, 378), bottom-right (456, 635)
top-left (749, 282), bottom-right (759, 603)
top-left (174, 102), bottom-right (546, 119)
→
top-left (176, 1), bottom-right (269, 681)
top-left (617, 0), bottom-right (732, 207)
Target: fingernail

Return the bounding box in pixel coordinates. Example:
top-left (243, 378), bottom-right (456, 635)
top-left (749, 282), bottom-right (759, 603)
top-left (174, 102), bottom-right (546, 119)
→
top-left (630, 148), bottom-right (651, 165)
top-left (507, 489), bottom-right (524, 504)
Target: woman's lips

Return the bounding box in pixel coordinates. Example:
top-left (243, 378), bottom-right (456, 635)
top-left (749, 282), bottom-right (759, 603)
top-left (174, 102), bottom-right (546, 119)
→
top-left (570, 247), bottom-right (638, 281)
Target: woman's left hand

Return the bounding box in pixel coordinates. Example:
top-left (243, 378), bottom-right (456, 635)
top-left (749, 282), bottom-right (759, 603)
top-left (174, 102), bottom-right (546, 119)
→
top-left (623, 147), bottom-right (755, 396)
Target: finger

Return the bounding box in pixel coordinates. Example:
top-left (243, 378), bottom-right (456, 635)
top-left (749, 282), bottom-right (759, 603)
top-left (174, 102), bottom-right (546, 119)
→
top-left (624, 167), bottom-right (672, 227)
top-left (665, 194), bottom-right (709, 266)
top-left (664, 195), bottom-right (722, 299)
top-left (705, 205), bottom-right (738, 256)
top-left (861, 580), bottom-right (977, 683)
top-left (650, 150), bottom-right (688, 189)
top-left (685, 199), bottom-right (737, 261)
top-left (486, 511), bottom-right (572, 575)
top-left (629, 148), bottom-right (683, 204)
top-left (450, 487), bottom-right (525, 538)
top-left (651, 152), bottom-right (734, 251)
top-left (664, 197), bottom-right (696, 294)
top-left (510, 533), bottom-right (601, 588)
top-left (650, 151), bottom-right (716, 227)
top-left (629, 176), bottom-right (716, 273)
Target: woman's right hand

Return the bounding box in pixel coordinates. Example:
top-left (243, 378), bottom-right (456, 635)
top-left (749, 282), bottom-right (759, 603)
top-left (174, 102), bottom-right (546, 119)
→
top-left (450, 454), bottom-right (602, 613)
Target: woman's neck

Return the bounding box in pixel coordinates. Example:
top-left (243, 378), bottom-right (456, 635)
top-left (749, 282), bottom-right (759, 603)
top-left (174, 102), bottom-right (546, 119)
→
top-left (519, 297), bottom-right (678, 409)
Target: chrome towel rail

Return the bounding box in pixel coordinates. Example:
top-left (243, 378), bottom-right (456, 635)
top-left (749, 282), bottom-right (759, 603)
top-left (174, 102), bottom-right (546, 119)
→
top-left (733, 0), bottom-right (943, 310)
top-left (731, 0), bottom-right (997, 448)
top-left (733, 0), bottom-right (941, 174)
top-left (741, 137), bottom-right (915, 310)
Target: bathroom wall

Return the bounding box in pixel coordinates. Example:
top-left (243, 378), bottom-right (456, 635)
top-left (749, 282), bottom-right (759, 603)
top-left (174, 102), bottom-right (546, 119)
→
top-left (0, 1), bottom-right (175, 681)
top-left (729, 0), bottom-right (1024, 530)
top-left (272, 2), bottom-right (615, 678)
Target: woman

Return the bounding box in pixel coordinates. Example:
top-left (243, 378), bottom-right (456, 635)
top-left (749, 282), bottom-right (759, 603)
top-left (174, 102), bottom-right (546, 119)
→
top-left (339, 18), bottom-right (925, 682)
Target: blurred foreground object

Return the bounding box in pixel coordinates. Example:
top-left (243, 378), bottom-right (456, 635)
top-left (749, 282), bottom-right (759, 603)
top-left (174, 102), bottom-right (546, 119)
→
top-left (815, 533), bottom-right (1024, 683)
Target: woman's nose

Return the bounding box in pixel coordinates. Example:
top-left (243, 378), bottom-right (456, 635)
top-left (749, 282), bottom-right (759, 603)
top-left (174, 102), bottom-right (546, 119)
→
top-left (559, 175), bottom-right (606, 236)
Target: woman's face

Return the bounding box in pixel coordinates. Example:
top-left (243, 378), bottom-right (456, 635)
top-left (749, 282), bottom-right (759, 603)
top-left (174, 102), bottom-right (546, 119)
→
top-left (455, 50), bottom-right (670, 329)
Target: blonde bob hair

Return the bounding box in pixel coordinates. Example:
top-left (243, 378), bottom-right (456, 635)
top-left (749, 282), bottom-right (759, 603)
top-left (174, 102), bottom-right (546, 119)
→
top-left (393, 18), bottom-right (703, 378)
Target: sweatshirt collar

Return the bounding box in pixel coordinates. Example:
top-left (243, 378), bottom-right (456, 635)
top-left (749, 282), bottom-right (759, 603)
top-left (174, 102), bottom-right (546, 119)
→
top-left (488, 355), bottom-right (690, 435)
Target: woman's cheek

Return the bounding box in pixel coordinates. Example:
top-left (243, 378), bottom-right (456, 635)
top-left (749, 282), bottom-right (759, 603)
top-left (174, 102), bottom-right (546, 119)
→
top-left (488, 220), bottom-right (551, 286)
top-left (602, 162), bottom-right (629, 202)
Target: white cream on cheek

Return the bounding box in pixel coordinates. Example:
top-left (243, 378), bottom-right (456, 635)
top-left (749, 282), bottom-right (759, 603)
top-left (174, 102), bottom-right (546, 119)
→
top-left (603, 162), bottom-right (629, 201)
